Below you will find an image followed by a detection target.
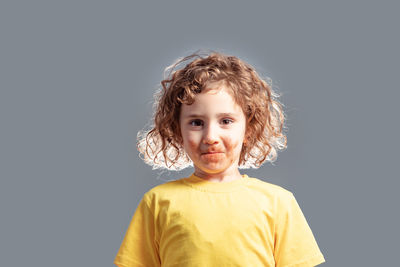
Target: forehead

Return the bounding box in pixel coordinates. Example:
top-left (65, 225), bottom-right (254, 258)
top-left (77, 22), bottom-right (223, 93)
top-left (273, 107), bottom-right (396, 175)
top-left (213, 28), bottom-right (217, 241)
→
top-left (203, 81), bottom-right (234, 96)
top-left (180, 83), bottom-right (244, 116)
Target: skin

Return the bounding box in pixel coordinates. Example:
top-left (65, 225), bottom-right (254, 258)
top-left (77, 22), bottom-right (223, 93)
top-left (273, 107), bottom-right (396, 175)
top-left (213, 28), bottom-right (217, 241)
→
top-left (179, 82), bottom-right (247, 182)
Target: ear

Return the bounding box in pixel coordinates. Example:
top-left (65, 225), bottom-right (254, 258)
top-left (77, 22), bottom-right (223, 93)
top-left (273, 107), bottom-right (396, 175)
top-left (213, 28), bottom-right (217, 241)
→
top-left (244, 127), bottom-right (252, 143)
top-left (243, 126), bottom-right (255, 149)
top-left (242, 135), bottom-right (249, 149)
top-left (175, 127), bottom-right (184, 146)
top-left (176, 136), bottom-right (184, 146)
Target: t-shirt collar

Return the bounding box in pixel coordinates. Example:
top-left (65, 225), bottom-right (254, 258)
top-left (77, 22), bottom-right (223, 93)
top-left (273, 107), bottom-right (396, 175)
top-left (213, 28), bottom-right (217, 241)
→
top-left (182, 173), bottom-right (248, 193)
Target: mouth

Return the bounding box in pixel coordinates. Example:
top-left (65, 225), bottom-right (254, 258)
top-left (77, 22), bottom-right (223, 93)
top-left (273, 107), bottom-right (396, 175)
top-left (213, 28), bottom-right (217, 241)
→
top-left (202, 151), bottom-right (223, 155)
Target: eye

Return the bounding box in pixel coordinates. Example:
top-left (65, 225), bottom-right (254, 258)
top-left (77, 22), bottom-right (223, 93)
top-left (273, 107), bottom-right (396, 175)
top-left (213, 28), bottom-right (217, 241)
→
top-left (189, 119), bottom-right (204, 127)
top-left (221, 118), bottom-right (234, 125)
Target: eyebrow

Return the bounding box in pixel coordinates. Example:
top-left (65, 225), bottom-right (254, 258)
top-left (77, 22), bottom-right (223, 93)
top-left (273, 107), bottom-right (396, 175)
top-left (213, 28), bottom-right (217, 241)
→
top-left (183, 113), bottom-right (238, 118)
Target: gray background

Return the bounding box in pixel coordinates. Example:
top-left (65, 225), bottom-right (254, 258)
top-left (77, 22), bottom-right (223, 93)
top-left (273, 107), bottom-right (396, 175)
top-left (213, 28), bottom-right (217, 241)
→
top-left (1, 1), bottom-right (399, 266)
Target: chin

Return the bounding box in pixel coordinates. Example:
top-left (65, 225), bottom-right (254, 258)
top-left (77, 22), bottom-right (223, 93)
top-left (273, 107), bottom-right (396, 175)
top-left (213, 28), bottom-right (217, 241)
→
top-left (200, 165), bottom-right (228, 175)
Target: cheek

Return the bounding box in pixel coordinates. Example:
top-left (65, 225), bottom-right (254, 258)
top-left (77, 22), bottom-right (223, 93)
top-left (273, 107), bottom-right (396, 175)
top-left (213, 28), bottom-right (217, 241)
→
top-left (224, 127), bottom-right (246, 152)
top-left (224, 137), bottom-right (241, 152)
top-left (183, 133), bottom-right (200, 152)
top-left (187, 139), bottom-right (198, 150)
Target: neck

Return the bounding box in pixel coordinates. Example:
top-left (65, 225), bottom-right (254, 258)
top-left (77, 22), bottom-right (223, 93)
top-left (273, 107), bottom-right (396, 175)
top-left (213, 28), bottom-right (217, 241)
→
top-left (193, 167), bottom-right (243, 183)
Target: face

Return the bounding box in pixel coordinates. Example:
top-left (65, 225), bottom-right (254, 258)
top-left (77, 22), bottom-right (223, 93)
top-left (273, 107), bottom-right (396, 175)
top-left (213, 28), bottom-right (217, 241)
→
top-left (179, 83), bottom-right (247, 180)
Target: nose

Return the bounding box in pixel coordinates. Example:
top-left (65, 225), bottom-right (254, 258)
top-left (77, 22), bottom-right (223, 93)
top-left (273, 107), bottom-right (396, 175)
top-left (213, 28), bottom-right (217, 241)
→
top-left (203, 123), bottom-right (219, 145)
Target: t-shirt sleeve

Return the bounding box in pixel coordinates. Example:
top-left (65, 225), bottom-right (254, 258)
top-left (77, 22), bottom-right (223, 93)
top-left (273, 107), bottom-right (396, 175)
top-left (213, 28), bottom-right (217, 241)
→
top-left (274, 191), bottom-right (325, 267)
top-left (114, 195), bottom-right (161, 267)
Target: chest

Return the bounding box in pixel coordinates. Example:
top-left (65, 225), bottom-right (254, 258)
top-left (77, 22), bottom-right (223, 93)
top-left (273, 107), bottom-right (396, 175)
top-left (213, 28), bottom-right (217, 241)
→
top-left (156, 192), bottom-right (275, 264)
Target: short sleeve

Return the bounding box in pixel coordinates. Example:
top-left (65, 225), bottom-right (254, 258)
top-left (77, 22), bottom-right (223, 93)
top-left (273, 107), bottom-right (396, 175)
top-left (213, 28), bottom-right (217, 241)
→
top-left (114, 195), bottom-right (161, 267)
top-left (274, 191), bottom-right (325, 267)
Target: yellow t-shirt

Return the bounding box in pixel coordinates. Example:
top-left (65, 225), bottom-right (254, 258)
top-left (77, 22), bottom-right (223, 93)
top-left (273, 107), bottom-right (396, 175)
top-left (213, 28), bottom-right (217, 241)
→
top-left (114, 174), bottom-right (325, 267)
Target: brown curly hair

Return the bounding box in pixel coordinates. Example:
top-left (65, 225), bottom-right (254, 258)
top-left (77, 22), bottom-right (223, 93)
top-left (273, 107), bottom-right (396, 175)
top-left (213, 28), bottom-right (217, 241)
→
top-left (137, 51), bottom-right (287, 170)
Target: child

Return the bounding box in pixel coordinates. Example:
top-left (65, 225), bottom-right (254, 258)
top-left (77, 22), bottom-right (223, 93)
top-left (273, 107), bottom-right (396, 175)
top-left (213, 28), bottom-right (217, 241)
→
top-left (114, 51), bottom-right (325, 267)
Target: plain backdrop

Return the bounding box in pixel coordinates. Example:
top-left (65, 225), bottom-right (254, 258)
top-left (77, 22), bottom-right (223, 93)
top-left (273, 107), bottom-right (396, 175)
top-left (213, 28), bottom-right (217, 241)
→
top-left (1, 1), bottom-right (399, 266)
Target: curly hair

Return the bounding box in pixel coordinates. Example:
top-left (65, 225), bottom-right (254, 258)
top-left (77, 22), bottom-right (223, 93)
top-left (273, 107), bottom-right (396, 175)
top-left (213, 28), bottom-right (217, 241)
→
top-left (137, 51), bottom-right (287, 170)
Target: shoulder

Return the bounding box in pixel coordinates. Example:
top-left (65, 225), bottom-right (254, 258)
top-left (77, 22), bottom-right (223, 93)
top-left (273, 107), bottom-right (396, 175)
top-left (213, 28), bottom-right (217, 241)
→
top-left (243, 176), bottom-right (301, 215)
top-left (142, 176), bottom-right (189, 203)
top-left (244, 176), bottom-right (294, 200)
top-left (245, 177), bottom-right (307, 224)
